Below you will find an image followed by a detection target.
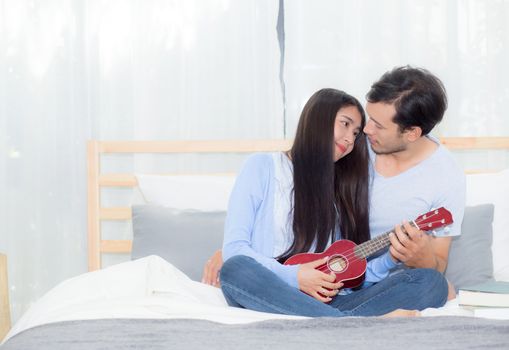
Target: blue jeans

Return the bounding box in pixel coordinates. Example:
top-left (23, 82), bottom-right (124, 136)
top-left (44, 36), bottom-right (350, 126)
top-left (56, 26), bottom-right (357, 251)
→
top-left (220, 255), bottom-right (448, 317)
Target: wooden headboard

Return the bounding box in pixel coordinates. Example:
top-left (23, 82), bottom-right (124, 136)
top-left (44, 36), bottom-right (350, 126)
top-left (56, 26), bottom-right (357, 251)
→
top-left (87, 137), bottom-right (509, 271)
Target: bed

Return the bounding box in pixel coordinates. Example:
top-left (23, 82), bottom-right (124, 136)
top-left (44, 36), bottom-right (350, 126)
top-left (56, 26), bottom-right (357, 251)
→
top-left (2, 137), bottom-right (509, 349)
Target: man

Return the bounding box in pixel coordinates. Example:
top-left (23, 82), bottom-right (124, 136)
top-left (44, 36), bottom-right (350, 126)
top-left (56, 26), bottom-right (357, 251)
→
top-left (364, 66), bottom-right (464, 279)
top-left (203, 66), bottom-right (465, 303)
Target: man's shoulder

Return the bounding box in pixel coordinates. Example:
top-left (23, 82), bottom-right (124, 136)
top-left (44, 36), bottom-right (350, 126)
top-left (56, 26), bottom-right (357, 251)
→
top-left (425, 136), bottom-right (464, 176)
top-left (435, 144), bottom-right (464, 175)
top-left (428, 135), bottom-right (455, 159)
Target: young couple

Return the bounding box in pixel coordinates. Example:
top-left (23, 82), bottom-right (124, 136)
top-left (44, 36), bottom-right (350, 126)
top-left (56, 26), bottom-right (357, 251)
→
top-left (203, 66), bottom-right (465, 317)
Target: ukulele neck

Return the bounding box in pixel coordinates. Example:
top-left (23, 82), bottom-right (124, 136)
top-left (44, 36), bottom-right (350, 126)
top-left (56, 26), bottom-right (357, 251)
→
top-left (354, 221), bottom-right (417, 259)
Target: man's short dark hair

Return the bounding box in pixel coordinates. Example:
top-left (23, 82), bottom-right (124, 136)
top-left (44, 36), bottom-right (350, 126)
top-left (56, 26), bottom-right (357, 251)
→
top-left (366, 66), bottom-right (447, 135)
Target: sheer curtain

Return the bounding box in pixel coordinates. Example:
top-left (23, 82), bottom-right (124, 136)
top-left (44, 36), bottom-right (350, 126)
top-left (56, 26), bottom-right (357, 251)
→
top-left (284, 0), bottom-right (509, 138)
top-left (0, 0), bottom-right (281, 322)
top-left (1, 0), bottom-right (508, 323)
top-left (283, 0), bottom-right (509, 168)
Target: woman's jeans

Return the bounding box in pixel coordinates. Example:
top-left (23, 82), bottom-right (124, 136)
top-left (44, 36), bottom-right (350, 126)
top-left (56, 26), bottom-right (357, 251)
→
top-left (220, 255), bottom-right (448, 317)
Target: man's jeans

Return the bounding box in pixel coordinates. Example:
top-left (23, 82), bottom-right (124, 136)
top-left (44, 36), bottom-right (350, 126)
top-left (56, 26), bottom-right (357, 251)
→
top-left (220, 255), bottom-right (448, 317)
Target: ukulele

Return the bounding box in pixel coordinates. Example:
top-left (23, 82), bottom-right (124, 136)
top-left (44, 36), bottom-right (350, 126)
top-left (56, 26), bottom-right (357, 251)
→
top-left (283, 207), bottom-right (453, 289)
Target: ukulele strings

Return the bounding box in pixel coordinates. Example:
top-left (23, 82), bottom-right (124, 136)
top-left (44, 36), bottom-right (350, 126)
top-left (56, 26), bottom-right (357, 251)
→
top-left (312, 215), bottom-right (446, 272)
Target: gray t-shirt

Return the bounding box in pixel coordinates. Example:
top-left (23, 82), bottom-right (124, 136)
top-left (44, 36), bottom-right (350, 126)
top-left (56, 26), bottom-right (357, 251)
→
top-left (368, 136), bottom-right (466, 261)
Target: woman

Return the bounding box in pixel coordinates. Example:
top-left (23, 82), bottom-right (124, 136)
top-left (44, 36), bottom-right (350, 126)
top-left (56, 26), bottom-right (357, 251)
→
top-left (214, 89), bottom-right (437, 317)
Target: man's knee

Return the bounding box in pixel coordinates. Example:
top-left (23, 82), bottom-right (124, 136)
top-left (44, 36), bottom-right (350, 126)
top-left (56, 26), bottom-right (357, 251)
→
top-left (413, 268), bottom-right (448, 302)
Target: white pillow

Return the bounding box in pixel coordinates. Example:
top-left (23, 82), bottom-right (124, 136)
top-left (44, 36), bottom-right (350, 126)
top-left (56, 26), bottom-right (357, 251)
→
top-left (136, 174), bottom-right (236, 211)
top-left (466, 169), bottom-right (509, 281)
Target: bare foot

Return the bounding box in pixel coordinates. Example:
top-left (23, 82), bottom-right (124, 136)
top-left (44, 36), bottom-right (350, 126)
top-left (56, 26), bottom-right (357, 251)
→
top-left (381, 309), bottom-right (421, 318)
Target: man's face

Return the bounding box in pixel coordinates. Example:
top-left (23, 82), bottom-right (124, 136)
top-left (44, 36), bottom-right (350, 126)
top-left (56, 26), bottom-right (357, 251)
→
top-left (363, 102), bottom-right (407, 155)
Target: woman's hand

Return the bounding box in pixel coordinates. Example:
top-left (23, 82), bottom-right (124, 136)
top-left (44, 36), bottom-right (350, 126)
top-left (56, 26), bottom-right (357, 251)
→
top-left (297, 257), bottom-right (344, 303)
top-left (202, 249), bottom-right (223, 287)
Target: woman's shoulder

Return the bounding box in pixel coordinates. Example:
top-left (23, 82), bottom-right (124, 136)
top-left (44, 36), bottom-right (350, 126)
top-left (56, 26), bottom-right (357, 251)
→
top-left (243, 152), bottom-right (279, 170)
top-left (234, 153), bottom-right (280, 194)
top-left (237, 152), bottom-right (282, 184)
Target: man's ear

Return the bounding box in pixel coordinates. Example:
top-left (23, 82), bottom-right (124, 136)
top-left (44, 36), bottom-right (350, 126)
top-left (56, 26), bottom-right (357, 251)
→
top-left (405, 126), bottom-right (422, 142)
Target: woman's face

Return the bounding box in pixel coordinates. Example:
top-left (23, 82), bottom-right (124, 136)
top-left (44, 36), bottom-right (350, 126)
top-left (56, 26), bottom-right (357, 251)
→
top-left (333, 105), bottom-right (362, 162)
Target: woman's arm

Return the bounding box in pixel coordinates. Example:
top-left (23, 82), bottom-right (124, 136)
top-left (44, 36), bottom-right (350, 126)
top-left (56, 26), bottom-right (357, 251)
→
top-left (222, 154), bottom-right (301, 288)
top-left (363, 251), bottom-right (399, 284)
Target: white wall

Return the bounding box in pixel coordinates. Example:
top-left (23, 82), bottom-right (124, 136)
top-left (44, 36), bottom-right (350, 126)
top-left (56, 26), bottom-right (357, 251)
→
top-left (1, 0), bottom-right (508, 323)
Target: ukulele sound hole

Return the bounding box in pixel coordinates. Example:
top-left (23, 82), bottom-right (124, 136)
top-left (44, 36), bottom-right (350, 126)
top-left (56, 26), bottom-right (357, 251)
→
top-left (328, 255), bottom-right (347, 272)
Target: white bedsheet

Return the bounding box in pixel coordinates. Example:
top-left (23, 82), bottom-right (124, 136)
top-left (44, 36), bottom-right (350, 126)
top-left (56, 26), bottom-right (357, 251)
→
top-left (3, 256), bottom-right (304, 343)
top-left (4, 255), bottom-right (473, 344)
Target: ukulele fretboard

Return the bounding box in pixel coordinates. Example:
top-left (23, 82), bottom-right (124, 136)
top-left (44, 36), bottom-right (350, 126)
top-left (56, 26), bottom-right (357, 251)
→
top-left (354, 221), bottom-right (417, 259)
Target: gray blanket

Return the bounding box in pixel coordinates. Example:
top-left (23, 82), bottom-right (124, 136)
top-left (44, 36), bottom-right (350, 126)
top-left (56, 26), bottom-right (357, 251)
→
top-left (2, 316), bottom-right (509, 349)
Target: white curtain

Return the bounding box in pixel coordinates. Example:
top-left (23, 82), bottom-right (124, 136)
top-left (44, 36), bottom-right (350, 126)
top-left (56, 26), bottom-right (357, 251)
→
top-left (1, 0), bottom-right (508, 322)
top-left (283, 0), bottom-right (509, 168)
top-left (284, 0), bottom-right (509, 138)
top-left (0, 0), bottom-right (282, 322)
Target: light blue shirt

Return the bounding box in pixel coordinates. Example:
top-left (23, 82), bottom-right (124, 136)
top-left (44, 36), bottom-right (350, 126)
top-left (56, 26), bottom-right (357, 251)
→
top-left (222, 152), bottom-right (397, 289)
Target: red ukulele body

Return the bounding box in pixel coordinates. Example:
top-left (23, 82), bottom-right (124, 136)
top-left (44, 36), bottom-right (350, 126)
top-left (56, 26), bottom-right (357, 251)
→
top-left (284, 207), bottom-right (453, 289)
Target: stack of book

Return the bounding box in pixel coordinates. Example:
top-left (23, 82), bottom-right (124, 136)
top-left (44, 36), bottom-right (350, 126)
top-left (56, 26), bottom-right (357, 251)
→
top-left (458, 280), bottom-right (509, 319)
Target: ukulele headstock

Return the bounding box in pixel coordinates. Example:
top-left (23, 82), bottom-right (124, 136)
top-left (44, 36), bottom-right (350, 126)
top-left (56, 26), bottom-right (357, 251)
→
top-left (414, 207), bottom-right (453, 231)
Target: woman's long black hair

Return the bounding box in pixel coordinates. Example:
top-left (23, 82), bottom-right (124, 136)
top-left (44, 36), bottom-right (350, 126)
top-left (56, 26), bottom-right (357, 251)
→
top-left (278, 88), bottom-right (370, 262)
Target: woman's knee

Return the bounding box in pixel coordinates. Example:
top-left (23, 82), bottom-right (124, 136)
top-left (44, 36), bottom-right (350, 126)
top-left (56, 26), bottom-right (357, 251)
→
top-left (220, 255), bottom-right (256, 283)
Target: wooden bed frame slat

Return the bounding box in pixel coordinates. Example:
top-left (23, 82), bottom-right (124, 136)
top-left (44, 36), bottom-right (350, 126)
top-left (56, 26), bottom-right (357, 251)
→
top-left (101, 240), bottom-right (132, 253)
top-left (99, 140), bottom-right (294, 153)
top-left (87, 141), bottom-right (101, 271)
top-left (99, 173), bottom-right (237, 187)
top-left (440, 137), bottom-right (509, 149)
top-left (87, 137), bottom-right (509, 271)
top-left (100, 207), bottom-right (132, 220)
top-left (0, 253), bottom-right (11, 341)
top-left (99, 174), bottom-right (138, 187)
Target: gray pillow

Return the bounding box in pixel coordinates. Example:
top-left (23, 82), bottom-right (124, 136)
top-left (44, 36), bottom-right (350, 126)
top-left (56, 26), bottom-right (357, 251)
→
top-left (445, 204), bottom-right (495, 290)
top-left (131, 205), bottom-right (225, 281)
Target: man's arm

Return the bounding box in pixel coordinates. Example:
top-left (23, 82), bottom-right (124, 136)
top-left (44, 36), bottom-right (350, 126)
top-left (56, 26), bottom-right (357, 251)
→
top-left (202, 250), bottom-right (223, 287)
top-left (389, 223), bottom-right (458, 300)
top-left (388, 221), bottom-right (452, 273)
